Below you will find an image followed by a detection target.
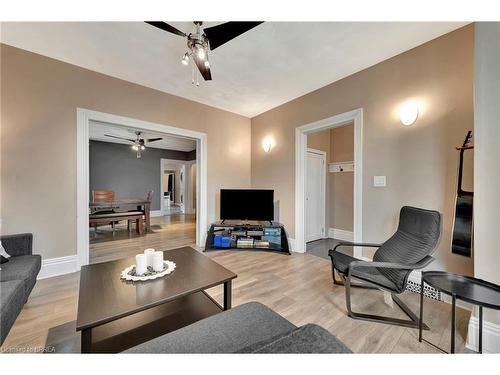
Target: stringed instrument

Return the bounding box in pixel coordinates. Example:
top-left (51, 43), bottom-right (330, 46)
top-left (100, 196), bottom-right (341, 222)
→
top-left (451, 131), bottom-right (474, 257)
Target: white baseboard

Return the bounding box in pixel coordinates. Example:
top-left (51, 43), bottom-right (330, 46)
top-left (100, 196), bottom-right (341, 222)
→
top-left (38, 255), bottom-right (78, 279)
top-left (328, 228), bottom-right (354, 242)
top-left (467, 316), bottom-right (500, 353)
top-left (150, 210), bottom-right (163, 217)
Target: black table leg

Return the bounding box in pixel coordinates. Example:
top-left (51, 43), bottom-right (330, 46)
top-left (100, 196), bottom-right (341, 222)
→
top-left (479, 306), bottom-right (483, 354)
top-left (419, 277), bottom-right (425, 342)
top-left (451, 294), bottom-right (456, 354)
top-left (81, 328), bottom-right (92, 353)
top-left (223, 280), bottom-right (232, 311)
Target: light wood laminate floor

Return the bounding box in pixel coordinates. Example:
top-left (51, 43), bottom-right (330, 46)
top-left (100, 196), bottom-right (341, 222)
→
top-left (1, 222), bottom-right (471, 353)
top-left (89, 214), bottom-right (196, 264)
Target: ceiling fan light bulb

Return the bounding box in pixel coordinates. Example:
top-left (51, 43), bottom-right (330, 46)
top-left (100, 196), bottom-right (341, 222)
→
top-left (141, 145), bottom-right (145, 150)
top-left (181, 53), bottom-right (189, 66)
top-left (132, 145), bottom-right (138, 151)
top-left (197, 47), bottom-right (205, 60)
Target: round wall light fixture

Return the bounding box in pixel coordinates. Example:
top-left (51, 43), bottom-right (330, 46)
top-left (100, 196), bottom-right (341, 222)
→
top-left (399, 100), bottom-right (419, 126)
top-left (262, 136), bottom-right (274, 153)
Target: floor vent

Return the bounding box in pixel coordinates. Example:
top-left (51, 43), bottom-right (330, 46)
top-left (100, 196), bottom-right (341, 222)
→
top-left (406, 279), bottom-right (442, 301)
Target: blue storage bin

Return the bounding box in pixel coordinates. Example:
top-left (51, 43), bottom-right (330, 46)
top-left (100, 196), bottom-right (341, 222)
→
top-left (214, 234), bottom-right (223, 247)
top-left (221, 236), bottom-right (232, 248)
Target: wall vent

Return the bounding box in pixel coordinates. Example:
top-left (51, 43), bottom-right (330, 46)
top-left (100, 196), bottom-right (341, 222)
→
top-left (406, 278), bottom-right (442, 301)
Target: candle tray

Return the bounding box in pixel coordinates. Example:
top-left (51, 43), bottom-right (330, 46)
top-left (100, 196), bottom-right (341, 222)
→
top-left (120, 260), bottom-right (176, 282)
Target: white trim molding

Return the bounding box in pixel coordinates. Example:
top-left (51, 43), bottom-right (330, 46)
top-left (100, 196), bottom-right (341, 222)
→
top-left (38, 255), bottom-right (78, 279)
top-left (467, 316), bottom-right (500, 353)
top-left (328, 228), bottom-right (354, 242)
top-left (77, 108), bottom-right (208, 269)
top-left (295, 108), bottom-right (363, 256)
top-left (288, 237), bottom-right (296, 252)
top-left (150, 210), bottom-right (163, 218)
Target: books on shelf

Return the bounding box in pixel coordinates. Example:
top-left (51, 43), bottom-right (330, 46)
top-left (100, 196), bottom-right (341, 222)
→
top-left (263, 228), bottom-right (281, 236)
top-left (237, 237), bottom-right (254, 248)
top-left (254, 240), bottom-right (270, 248)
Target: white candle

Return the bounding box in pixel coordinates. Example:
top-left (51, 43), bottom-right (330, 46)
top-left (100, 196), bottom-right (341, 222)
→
top-left (135, 254), bottom-right (147, 275)
top-left (144, 248), bottom-right (156, 268)
top-left (152, 251), bottom-right (164, 272)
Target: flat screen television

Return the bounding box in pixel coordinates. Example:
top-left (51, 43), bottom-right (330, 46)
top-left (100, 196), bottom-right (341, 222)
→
top-left (220, 189), bottom-right (274, 221)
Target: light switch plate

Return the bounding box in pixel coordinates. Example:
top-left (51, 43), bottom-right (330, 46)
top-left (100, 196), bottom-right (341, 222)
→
top-left (373, 175), bottom-right (386, 187)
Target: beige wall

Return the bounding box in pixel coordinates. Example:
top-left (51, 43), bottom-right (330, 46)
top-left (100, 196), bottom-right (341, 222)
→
top-left (329, 124), bottom-right (354, 231)
top-left (252, 25), bottom-right (474, 275)
top-left (0, 44), bottom-right (251, 259)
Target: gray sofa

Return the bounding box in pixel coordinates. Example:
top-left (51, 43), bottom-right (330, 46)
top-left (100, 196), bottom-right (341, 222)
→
top-left (0, 233), bottom-right (41, 346)
top-left (125, 301), bottom-right (351, 353)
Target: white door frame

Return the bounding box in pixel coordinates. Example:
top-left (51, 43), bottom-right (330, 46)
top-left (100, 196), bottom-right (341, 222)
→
top-left (160, 158), bottom-right (196, 214)
top-left (295, 108), bottom-right (363, 256)
top-left (306, 148), bottom-right (327, 242)
top-left (77, 108), bottom-right (208, 268)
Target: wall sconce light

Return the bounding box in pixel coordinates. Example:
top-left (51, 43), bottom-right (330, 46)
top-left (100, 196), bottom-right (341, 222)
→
top-left (262, 136), bottom-right (274, 153)
top-left (399, 100), bottom-right (419, 126)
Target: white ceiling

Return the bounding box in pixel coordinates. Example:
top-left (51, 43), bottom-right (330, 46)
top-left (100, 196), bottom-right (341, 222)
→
top-left (1, 22), bottom-right (467, 117)
top-left (89, 121), bottom-right (196, 152)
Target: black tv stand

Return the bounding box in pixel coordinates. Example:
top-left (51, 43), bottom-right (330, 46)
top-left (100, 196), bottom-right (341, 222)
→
top-left (204, 221), bottom-right (291, 255)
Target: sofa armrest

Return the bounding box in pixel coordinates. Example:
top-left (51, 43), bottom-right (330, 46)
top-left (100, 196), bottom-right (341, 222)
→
top-left (0, 233), bottom-right (33, 257)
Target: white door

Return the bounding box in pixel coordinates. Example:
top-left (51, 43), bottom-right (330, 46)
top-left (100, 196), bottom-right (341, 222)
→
top-left (305, 149), bottom-right (326, 242)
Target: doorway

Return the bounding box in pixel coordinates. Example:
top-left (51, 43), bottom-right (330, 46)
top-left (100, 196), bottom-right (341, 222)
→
top-left (305, 149), bottom-right (326, 242)
top-left (295, 108), bottom-right (363, 256)
top-left (160, 159), bottom-right (196, 216)
top-left (77, 108), bottom-right (207, 268)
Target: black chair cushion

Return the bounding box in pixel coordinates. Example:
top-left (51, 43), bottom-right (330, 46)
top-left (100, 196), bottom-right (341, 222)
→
top-left (329, 250), bottom-right (399, 292)
top-left (373, 206), bottom-right (441, 290)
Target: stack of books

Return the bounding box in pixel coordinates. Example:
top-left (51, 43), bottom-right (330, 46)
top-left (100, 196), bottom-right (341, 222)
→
top-left (254, 240), bottom-right (270, 248)
top-left (237, 237), bottom-right (254, 248)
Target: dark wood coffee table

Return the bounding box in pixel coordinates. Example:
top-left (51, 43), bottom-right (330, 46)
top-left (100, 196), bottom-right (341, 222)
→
top-left (76, 246), bottom-right (237, 353)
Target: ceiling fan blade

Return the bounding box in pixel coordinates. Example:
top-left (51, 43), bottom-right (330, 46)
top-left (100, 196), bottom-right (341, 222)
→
top-left (104, 134), bottom-right (135, 142)
top-left (145, 21), bottom-right (187, 37)
top-left (147, 138), bottom-right (163, 142)
top-left (193, 57), bottom-right (212, 81)
top-left (203, 22), bottom-right (263, 50)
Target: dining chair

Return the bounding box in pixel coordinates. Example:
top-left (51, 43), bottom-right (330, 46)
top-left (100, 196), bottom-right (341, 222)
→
top-left (127, 190), bottom-right (154, 232)
top-left (92, 190), bottom-right (115, 203)
top-left (91, 190), bottom-right (116, 233)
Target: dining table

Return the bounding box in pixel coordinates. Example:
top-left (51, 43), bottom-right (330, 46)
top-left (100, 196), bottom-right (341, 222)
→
top-left (89, 199), bottom-right (151, 232)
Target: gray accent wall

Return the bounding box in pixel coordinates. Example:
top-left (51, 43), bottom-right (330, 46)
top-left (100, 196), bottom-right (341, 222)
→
top-left (89, 140), bottom-right (195, 210)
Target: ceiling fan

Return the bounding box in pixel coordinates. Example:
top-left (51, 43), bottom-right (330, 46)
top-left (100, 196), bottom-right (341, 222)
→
top-left (105, 131), bottom-right (163, 158)
top-left (145, 21), bottom-right (263, 85)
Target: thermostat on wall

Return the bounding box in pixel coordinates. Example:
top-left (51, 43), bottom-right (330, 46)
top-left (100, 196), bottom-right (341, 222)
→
top-left (373, 176), bottom-right (386, 187)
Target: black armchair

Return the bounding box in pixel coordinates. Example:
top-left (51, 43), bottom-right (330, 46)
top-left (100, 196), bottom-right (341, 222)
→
top-left (328, 206), bottom-right (441, 329)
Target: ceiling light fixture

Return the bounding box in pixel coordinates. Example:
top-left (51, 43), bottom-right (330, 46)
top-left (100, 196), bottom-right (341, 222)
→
top-left (146, 21), bottom-right (263, 86)
top-left (196, 46), bottom-right (206, 60)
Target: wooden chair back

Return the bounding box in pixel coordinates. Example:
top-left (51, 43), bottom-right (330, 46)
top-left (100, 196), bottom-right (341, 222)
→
top-left (92, 190), bottom-right (115, 202)
top-left (146, 190), bottom-right (154, 202)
